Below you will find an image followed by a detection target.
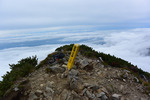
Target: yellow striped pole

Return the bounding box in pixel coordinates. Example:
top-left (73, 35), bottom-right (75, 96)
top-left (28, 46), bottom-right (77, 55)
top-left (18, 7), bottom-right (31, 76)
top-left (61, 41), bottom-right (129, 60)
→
top-left (67, 44), bottom-right (79, 70)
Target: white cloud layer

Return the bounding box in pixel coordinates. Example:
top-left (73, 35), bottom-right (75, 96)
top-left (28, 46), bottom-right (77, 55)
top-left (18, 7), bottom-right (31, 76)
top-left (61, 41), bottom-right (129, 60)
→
top-left (0, 44), bottom-right (62, 80)
top-left (0, 27), bottom-right (150, 80)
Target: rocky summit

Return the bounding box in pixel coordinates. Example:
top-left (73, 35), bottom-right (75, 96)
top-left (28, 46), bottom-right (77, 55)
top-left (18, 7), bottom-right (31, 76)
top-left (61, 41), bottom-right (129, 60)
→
top-left (1, 45), bottom-right (150, 100)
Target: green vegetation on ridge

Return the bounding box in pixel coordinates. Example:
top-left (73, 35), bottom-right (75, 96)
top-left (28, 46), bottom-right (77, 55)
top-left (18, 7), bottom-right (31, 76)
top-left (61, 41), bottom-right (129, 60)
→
top-left (0, 56), bottom-right (38, 97)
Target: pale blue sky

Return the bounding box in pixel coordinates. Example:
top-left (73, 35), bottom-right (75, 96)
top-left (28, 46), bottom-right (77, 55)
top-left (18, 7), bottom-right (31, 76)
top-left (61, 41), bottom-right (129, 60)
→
top-left (0, 0), bottom-right (150, 30)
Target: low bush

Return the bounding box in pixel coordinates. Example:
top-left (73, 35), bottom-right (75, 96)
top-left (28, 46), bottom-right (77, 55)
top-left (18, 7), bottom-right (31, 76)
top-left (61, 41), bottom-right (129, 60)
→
top-left (0, 56), bottom-right (38, 97)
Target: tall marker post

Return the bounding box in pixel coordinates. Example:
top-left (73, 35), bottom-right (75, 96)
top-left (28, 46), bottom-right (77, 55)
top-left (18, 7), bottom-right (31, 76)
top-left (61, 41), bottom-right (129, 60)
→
top-left (67, 44), bottom-right (79, 70)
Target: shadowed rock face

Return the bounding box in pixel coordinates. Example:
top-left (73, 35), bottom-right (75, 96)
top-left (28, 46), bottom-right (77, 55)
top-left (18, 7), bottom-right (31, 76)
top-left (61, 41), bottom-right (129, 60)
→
top-left (1, 52), bottom-right (150, 100)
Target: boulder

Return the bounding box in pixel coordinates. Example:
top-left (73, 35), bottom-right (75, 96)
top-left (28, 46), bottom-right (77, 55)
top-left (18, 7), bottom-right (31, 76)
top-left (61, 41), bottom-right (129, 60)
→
top-left (96, 92), bottom-right (108, 100)
top-left (69, 78), bottom-right (84, 93)
top-left (67, 69), bottom-right (79, 81)
top-left (48, 65), bottom-right (65, 73)
top-left (69, 69), bottom-right (79, 76)
top-left (80, 59), bottom-right (89, 69)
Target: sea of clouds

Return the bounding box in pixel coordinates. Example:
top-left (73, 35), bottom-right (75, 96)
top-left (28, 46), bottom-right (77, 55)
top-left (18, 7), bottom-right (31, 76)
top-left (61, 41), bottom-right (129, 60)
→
top-left (0, 26), bottom-right (150, 80)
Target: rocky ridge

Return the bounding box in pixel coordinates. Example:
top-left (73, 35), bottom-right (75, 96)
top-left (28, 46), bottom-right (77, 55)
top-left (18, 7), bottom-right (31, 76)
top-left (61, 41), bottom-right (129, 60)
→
top-left (2, 52), bottom-right (150, 100)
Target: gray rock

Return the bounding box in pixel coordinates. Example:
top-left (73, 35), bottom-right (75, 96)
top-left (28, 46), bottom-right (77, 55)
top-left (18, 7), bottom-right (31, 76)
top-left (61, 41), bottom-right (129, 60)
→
top-left (44, 87), bottom-right (54, 97)
top-left (123, 79), bottom-right (126, 82)
top-left (123, 70), bottom-right (130, 73)
top-left (97, 86), bottom-right (109, 94)
top-left (99, 57), bottom-right (103, 62)
top-left (80, 59), bottom-right (89, 68)
top-left (101, 95), bottom-right (108, 100)
top-left (46, 81), bottom-right (52, 88)
top-left (64, 61), bottom-right (68, 65)
top-left (69, 69), bottom-right (79, 76)
top-left (96, 92), bottom-right (108, 100)
top-left (91, 85), bottom-right (99, 91)
top-left (28, 91), bottom-right (38, 100)
top-left (140, 97), bottom-right (147, 100)
top-left (134, 77), bottom-right (139, 83)
top-left (71, 90), bottom-right (81, 100)
top-left (61, 73), bottom-right (67, 78)
top-left (67, 69), bottom-right (79, 81)
top-left (67, 74), bottom-right (78, 81)
top-left (119, 85), bottom-right (124, 91)
top-left (112, 94), bottom-right (122, 100)
top-left (85, 90), bottom-right (93, 98)
top-left (36, 90), bottom-right (42, 94)
top-left (60, 89), bottom-right (69, 100)
top-left (94, 63), bottom-right (104, 68)
top-left (123, 74), bottom-right (127, 79)
top-left (83, 83), bottom-right (90, 88)
top-left (66, 96), bottom-right (73, 100)
top-left (62, 64), bottom-right (67, 68)
top-left (14, 85), bottom-right (19, 91)
top-left (96, 92), bottom-right (105, 98)
top-left (40, 84), bottom-right (44, 87)
top-left (35, 90), bottom-right (43, 97)
top-left (81, 96), bottom-right (89, 100)
top-left (81, 88), bottom-right (87, 96)
top-left (87, 59), bottom-right (93, 63)
top-left (69, 78), bottom-right (84, 93)
top-left (48, 64), bottom-right (65, 73)
top-left (45, 87), bottom-right (54, 94)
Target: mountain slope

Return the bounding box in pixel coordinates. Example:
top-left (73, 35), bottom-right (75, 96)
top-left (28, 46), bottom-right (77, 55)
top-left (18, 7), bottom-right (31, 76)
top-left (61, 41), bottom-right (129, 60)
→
top-left (0, 44), bottom-right (150, 100)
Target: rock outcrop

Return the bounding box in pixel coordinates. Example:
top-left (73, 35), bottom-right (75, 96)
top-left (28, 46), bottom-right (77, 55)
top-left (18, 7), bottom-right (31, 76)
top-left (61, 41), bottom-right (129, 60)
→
top-left (2, 52), bottom-right (150, 100)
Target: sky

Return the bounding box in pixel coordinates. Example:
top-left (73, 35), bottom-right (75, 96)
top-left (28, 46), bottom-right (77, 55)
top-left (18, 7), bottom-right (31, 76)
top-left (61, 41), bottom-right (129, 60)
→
top-left (0, 0), bottom-right (150, 80)
top-left (0, 0), bottom-right (150, 29)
